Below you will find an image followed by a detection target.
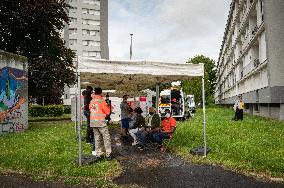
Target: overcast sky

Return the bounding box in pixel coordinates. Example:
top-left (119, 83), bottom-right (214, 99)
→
top-left (108, 0), bottom-right (231, 63)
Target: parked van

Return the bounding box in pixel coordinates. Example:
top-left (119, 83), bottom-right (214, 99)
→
top-left (159, 88), bottom-right (190, 120)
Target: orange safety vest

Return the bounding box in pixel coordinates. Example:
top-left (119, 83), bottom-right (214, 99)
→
top-left (162, 116), bottom-right (177, 134)
top-left (89, 95), bottom-right (110, 126)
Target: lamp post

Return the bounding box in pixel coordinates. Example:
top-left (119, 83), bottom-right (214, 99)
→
top-left (130, 33), bottom-right (133, 60)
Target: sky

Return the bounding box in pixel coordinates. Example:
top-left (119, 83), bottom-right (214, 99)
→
top-left (108, 0), bottom-right (231, 63)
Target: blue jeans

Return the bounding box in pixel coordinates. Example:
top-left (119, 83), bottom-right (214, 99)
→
top-left (153, 132), bottom-right (170, 145)
top-left (121, 118), bottom-right (130, 129)
top-left (137, 131), bottom-right (159, 146)
top-left (84, 110), bottom-right (94, 143)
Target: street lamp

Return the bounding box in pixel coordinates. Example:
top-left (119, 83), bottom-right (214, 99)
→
top-left (130, 33), bottom-right (133, 60)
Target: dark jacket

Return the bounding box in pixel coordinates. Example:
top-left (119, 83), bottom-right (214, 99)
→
top-left (82, 89), bottom-right (92, 111)
top-left (150, 114), bottom-right (161, 129)
top-left (131, 114), bottom-right (145, 129)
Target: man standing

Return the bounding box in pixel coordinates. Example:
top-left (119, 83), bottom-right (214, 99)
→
top-left (82, 86), bottom-right (93, 144)
top-left (89, 88), bottom-right (113, 160)
top-left (120, 95), bottom-right (130, 141)
top-left (233, 94), bottom-right (244, 121)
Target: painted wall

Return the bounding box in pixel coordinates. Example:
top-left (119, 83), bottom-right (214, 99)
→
top-left (0, 51), bottom-right (28, 134)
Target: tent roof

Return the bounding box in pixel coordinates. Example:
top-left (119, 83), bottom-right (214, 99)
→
top-left (79, 58), bottom-right (204, 92)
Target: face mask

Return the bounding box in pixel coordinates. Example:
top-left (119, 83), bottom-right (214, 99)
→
top-left (149, 112), bottom-right (154, 115)
top-left (165, 113), bottom-right (171, 118)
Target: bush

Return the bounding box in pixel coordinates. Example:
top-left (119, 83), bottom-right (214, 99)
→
top-left (29, 105), bottom-right (64, 117)
top-left (63, 105), bottom-right (71, 114)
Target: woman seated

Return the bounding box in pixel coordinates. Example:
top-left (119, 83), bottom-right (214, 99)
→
top-left (129, 107), bottom-right (145, 145)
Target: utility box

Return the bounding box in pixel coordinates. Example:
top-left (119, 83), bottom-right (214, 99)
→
top-left (0, 51), bottom-right (28, 134)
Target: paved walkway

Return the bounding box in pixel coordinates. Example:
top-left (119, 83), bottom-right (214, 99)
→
top-left (112, 129), bottom-right (283, 188)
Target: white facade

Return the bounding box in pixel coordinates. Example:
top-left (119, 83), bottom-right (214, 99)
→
top-left (215, 0), bottom-right (284, 120)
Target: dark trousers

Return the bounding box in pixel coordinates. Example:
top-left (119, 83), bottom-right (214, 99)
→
top-left (153, 132), bottom-right (170, 145)
top-left (235, 108), bottom-right (243, 121)
top-left (84, 110), bottom-right (94, 143)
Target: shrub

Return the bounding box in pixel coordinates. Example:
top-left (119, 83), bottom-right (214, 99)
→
top-left (63, 105), bottom-right (71, 114)
top-left (29, 105), bottom-right (64, 117)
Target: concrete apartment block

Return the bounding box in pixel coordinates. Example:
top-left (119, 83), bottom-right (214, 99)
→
top-left (215, 0), bottom-right (284, 120)
top-left (62, 0), bottom-right (109, 105)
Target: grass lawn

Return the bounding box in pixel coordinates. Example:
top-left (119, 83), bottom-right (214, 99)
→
top-left (169, 107), bottom-right (284, 179)
top-left (0, 121), bottom-right (121, 187)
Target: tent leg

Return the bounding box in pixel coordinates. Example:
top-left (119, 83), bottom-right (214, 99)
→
top-left (202, 76), bottom-right (207, 157)
top-left (155, 84), bottom-right (160, 114)
top-left (76, 58), bottom-right (82, 166)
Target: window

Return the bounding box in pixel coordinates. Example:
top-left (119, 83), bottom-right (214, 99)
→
top-left (82, 19), bottom-right (100, 26)
top-left (82, 51), bottom-right (100, 57)
top-left (260, 0), bottom-right (264, 21)
top-left (72, 50), bottom-right (77, 55)
top-left (82, 51), bottom-right (89, 57)
top-left (69, 17), bottom-right (77, 25)
top-left (83, 29), bottom-right (98, 36)
top-left (83, 0), bottom-right (100, 6)
top-left (69, 39), bottom-right (77, 46)
top-left (69, 6), bottom-right (77, 13)
top-left (82, 8), bottom-right (100, 16)
top-left (69, 28), bottom-right (77, 35)
top-left (89, 9), bottom-right (100, 15)
top-left (83, 40), bottom-right (100, 46)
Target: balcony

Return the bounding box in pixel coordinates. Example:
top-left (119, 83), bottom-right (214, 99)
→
top-left (251, 25), bottom-right (259, 36)
top-left (243, 62), bottom-right (254, 76)
top-left (253, 58), bottom-right (260, 68)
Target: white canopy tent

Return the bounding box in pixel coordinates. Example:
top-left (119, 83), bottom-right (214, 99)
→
top-left (75, 58), bottom-right (207, 165)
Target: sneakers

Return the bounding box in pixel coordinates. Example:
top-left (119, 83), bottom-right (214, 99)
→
top-left (92, 151), bottom-right (97, 156)
top-left (132, 140), bottom-right (139, 146)
top-left (137, 144), bottom-right (147, 151)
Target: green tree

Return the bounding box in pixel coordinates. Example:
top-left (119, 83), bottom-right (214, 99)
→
top-left (0, 0), bottom-right (76, 104)
top-left (181, 55), bottom-right (217, 104)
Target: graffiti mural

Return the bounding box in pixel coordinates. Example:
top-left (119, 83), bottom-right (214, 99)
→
top-left (0, 66), bottom-right (28, 134)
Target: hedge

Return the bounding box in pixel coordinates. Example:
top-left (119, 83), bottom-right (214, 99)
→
top-left (63, 105), bottom-right (71, 114)
top-left (29, 105), bottom-right (65, 117)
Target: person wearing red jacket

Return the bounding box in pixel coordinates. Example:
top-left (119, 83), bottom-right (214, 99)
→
top-left (153, 109), bottom-right (176, 147)
top-left (89, 88), bottom-right (113, 160)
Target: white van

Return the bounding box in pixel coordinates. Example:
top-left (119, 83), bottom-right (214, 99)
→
top-left (159, 88), bottom-right (190, 120)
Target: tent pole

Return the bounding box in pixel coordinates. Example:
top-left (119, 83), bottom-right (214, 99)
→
top-left (155, 84), bottom-right (160, 114)
top-left (76, 57), bottom-right (82, 166)
top-left (202, 76), bottom-right (207, 157)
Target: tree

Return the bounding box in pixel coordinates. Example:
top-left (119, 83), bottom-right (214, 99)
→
top-left (181, 55), bottom-right (217, 104)
top-left (0, 0), bottom-right (76, 104)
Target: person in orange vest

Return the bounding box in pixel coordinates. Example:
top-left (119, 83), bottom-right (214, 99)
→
top-left (153, 109), bottom-right (176, 148)
top-left (89, 87), bottom-right (113, 160)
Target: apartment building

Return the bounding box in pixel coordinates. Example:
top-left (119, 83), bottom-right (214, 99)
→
top-left (63, 0), bottom-right (109, 59)
top-left (62, 0), bottom-right (109, 105)
top-left (215, 0), bottom-right (284, 120)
